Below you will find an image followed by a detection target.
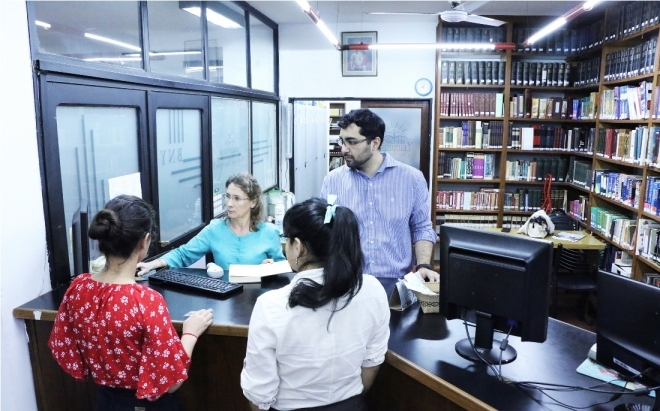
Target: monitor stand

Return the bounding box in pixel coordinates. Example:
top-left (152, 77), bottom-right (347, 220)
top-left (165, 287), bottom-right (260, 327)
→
top-left (455, 311), bottom-right (517, 364)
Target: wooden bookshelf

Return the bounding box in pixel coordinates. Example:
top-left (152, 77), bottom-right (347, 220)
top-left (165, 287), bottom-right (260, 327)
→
top-left (432, 6), bottom-right (660, 282)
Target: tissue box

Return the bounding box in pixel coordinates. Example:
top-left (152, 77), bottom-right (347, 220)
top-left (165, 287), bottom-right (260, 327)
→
top-left (414, 282), bottom-right (440, 314)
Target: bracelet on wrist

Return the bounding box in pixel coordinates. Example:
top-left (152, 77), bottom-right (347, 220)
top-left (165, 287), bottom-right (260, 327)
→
top-left (415, 263), bottom-right (434, 272)
top-left (182, 332), bottom-right (198, 340)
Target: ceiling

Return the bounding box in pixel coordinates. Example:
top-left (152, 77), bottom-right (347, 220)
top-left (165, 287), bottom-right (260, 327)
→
top-left (246, 1), bottom-right (586, 25)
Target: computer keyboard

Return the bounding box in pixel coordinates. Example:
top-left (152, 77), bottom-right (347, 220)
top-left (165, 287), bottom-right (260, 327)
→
top-left (148, 269), bottom-right (243, 297)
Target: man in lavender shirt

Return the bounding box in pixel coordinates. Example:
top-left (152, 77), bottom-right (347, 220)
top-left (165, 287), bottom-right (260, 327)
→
top-left (321, 109), bottom-right (439, 281)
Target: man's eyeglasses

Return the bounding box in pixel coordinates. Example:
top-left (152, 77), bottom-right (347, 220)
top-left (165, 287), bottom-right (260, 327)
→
top-left (337, 137), bottom-right (370, 147)
top-left (222, 193), bottom-right (250, 202)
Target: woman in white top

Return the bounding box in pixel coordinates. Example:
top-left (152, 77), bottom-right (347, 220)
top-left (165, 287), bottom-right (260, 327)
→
top-left (241, 197), bottom-right (390, 411)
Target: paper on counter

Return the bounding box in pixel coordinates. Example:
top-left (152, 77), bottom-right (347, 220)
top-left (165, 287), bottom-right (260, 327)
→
top-left (402, 272), bottom-right (438, 296)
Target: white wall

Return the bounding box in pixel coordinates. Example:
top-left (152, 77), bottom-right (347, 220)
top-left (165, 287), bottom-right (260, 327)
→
top-left (0, 1), bottom-right (49, 410)
top-left (279, 22), bottom-right (437, 98)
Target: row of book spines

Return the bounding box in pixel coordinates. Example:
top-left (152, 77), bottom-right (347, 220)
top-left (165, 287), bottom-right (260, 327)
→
top-left (513, 24), bottom-right (603, 54)
top-left (643, 177), bottom-right (660, 215)
top-left (502, 215), bottom-right (534, 229)
top-left (441, 61), bottom-right (505, 86)
top-left (504, 158), bottom-right (568, 182)
top-left (574, 57), bottom-right (602, 87)
top-left (510, 94), bottom-right (596, 120)
top-left (437, 153), bottom-right (496, 180)
top-left (435, 190), bottom-right (499, 211)
top-left (596, 126), bottom-right (660, 165)
top-left (503, 189), bottom-right (566, 211)
top-left (611, 218), bottom-right (637, 250)
top-left (567, 161), bottom-right (593, 188)
top-left (440, 27), bottom-right (506, 45)
top-left (510, 62), bottom-right (570, 87)
top-left (604, 37), bottom-right (657, 80)
top-left (608, 2), bottom-right (660, 41)
top-left (435, 216), bottom-right (498, 233)
top-left (599, 83), bottom-right (653, 121)
top-left (569, 196), bottom-right (589, 221)
top-left (592, 171), bottom-right (642, 208)
top-left (590, 206), bottom-right (635, 242)
top-left (439, 121), bottom-right (504, 149)
top-left (596, 126), bottom-right (660, 164)
top-left (641, 273), bottom-right (660, 288)
top-left (509, 126), bottom-right (596, 152)
top-left (439, 93), bottom-right (504, 118)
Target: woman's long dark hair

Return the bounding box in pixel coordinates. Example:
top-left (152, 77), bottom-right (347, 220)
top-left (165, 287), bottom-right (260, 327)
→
top-left (284, 197), bottom-right (364, 312)
top-left (88, 195), bottom-right (157, 259)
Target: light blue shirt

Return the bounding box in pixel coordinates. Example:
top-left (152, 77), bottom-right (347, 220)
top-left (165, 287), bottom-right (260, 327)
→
top-left (320, 153), bottom-right (437, 278)
top-left (162, 219), bottom-right (285, 271)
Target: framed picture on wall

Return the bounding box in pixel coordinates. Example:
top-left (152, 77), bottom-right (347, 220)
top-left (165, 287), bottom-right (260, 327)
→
top-left (341, 31), bottom-right (377, 77)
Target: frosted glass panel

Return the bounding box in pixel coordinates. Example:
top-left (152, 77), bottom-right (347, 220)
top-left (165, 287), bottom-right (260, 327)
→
top-left (56, 106), bottom-right (139, 276)
top-left (156, 109), bottom-right (202, 241)
top-left (211, 97), bottom-right (250, 216)
top-left (368, 107), bottom-right (422, 169)
top-left (249, 14), bottom-right (274, 92)
top-left (251, 102), bottom-right (277, 189)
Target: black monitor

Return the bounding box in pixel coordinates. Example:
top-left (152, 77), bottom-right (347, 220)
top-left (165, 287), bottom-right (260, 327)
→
top-left (71, 205), bottom-right (90, 277)
top-left (440, 225), bottom-right (553, 364)
top-left (597, 270), bottom-right (660, 411)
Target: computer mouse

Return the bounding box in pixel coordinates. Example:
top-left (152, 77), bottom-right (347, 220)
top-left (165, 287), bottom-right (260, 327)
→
top-left (206, 263), bottom-right (224, 279)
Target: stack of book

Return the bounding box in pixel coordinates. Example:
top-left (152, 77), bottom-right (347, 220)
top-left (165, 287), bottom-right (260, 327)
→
top-left (569, 195), bottom-right (589, 222)
top-left (590, 207), bottom-right (635, 244)
top-left (503, 189), bottom-right (567, 211)
top-left (604, 38), bottom-right (657, 81)
top-left (636, 219), bottom-right (660, 264)
top-left (438, 153), bottom-right (496, 180)
top-left (592, 170), bottom-right (642, 208)
top-left (599, 83), bottom-right (653, 120)
top-left (510, 62), bottom-right (570, 87)
top-left (435, 189), bottom-right (499, 211)
top-left (436, 214), bottom-right (498, 230)
top-left (567, 159), bottom-right (593, 188)
top-left (441, 60), bottom-right (506, 85)
top-left (504, 158), bottom-right (568, 182)
top-left (439, 92), bottom-right (504, 117)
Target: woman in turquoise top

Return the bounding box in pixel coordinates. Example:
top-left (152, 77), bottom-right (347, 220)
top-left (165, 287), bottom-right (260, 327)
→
top-left (137, 173), bottom-right (285, 274)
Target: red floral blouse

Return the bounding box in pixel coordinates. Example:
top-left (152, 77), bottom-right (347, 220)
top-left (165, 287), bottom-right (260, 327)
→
top-left (48, 274), bottom-right (190, 400)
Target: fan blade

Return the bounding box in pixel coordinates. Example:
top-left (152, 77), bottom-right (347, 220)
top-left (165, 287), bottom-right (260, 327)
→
top-left (464, 14), bottom-right (505, 27)
top-left (367, 11), bottom-right (441, 16)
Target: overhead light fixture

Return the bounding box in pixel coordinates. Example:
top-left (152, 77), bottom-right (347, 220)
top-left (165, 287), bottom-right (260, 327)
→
top-left (84, 33), bottom-right (141, 52)
top-left (35, 20), bottom-right (51, 29)
top-left (124, 51), bottom-right (202, 57)
top-left (83, 57), bottom-right (142, 62)
top-left (342, 43), bottom-right (516, 51)
top-left (293, 0), bottom-right (340, 50)
top-left (179, 1), bottom-right (244, 29)
top-left (524, 0), bottom-right (602, 46)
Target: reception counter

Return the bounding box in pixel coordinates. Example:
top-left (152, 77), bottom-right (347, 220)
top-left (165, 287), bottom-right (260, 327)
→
top-left (14, 269), bottom-right (652, 411)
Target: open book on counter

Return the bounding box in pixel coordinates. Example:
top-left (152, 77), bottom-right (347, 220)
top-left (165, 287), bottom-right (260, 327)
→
top-left (228, 260), bottom-right (292, 283)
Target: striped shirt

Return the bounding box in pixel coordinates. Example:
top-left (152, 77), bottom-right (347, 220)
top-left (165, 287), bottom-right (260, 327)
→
top-left (320, 153), bottom-right (437, 278)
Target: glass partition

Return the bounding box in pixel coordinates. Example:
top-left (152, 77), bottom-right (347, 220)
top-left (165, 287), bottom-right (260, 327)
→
top-left (211, 97), bottom-right (250, 216)
top-left (206, 1), bottom-right (247, 87)
top-left (156, 109), bottom-right (203, 241)
top-left (56, 106), bottom-right (139, 276)
top-left (147, 1), bottom-right (205, 80)
top-left (32, 1), bottom-right (142, 69)
top-left (251, 101), bottom-right (277, 189)
top-left (249, 14), bottom-right (275, 92)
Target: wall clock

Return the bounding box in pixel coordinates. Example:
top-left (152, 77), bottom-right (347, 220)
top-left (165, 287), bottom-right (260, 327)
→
top-left (415, 78), bottom-right (433, 96)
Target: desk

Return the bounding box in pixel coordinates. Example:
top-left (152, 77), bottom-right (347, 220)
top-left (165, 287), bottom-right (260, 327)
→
top-left (482, 228), bottom-right (606, 251)
top-left (14, 270), bottom-right (651, 411)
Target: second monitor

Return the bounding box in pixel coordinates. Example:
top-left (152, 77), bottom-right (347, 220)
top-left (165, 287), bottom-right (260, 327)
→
top-left (440, 225), bottom-right (553, 364)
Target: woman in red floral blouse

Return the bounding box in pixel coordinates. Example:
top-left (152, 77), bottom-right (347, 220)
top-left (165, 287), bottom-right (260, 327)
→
top-left (48, 195), bottom-right (213, 411)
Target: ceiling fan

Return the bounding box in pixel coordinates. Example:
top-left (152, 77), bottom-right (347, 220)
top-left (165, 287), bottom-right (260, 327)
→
top-left (369, 1), bottom-right (506, 27)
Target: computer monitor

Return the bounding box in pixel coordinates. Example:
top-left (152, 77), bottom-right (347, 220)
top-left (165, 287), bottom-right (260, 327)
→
top-left (597, 270), bottom-right (660, 410)
top-left (440, 225), bottom-right (553, 364)
top-left (71, 205), bottom-right (90, 277)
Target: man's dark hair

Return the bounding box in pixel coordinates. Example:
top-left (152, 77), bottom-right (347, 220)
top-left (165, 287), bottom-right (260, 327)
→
top-left (337, 108), bottom-right (386, 147)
